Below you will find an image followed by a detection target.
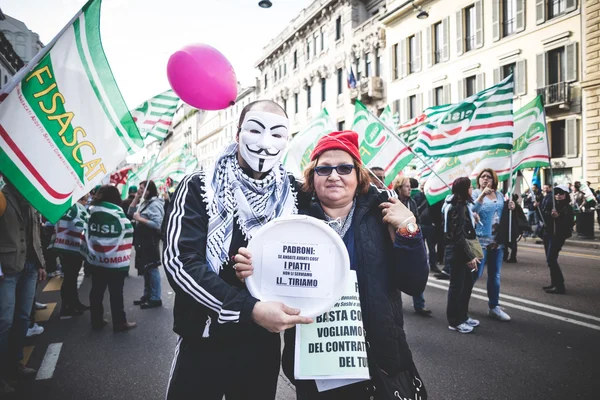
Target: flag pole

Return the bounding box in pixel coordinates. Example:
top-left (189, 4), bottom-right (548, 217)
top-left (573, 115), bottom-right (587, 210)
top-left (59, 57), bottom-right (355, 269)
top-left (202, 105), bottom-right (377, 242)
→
top-left (140, 141), bottom-right (165, 201)
top-left (0, 1), bottom-right (90, 96)
top-left (508, 151), bottom-right (514, 243)
top-left (539, 99), bottom-right (557, 235)
top-left (363, 107), bottom-right (452, 191)
top-left (522, 173), bottom-right (546, 229)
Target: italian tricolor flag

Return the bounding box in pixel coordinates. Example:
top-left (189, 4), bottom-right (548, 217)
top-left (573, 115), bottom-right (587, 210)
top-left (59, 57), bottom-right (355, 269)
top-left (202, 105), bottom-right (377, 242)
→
top-left (0, 0), bottom-right (143, 223)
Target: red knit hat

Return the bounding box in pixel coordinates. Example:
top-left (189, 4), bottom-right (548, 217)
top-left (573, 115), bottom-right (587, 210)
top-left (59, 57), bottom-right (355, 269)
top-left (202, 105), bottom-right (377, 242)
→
top-left (310, 131), bottom-right (361, 162)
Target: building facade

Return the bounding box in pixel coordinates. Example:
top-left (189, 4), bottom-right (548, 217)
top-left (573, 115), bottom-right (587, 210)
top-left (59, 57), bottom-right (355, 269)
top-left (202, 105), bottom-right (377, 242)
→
top-left (255, 0), bottom-right (387, 136)
top-left (195, 86), bottom-right (257, 170)
top-left (582, 0), bottom-right (600, 187)
top-left (0, 10), bottom-right (24, 88)
top-left (382, 0), bottom-right (583, 184)
top-left (0, 11), bottom-right (42, 65)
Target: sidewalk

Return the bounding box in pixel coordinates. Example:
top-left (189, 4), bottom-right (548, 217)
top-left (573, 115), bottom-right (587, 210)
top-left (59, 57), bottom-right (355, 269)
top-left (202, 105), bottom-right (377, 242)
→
top-left (523, 228), bottom-right (600, 250)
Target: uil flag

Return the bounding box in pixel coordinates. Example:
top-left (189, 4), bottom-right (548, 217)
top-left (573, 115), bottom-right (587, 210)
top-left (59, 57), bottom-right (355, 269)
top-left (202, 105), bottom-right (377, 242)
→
top-left (0, 0), bottom-right (144, 223)
top-left (413, 75), bottom-right (514, 158)
top-left (130, 89), bottom-right (180, 141)
top-left (352, 101), bottom-right (413, 185)
top-left (283, 109), bottom-right (334, 177)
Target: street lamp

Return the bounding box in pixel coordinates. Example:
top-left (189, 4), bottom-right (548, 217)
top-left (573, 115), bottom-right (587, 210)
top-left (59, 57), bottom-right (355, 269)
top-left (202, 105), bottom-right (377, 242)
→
top-left (258, 0), bottom-right (273, 8)
top-left (411, 1), bottom-right (429, 19)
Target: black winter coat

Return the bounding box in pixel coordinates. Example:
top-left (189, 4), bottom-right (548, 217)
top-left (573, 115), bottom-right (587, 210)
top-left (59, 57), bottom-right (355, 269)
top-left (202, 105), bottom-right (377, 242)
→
top-left (283, 186), bottom-right (429, 380)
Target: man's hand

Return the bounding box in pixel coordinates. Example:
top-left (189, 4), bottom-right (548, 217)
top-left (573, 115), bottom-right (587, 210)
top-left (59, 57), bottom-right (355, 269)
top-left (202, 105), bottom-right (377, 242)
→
top-left (551, 209), bottom-right (559, 218)
top-left (233, 247), bottom-right (253, 282)
top-left (38, 268), bottom-right (47, 282)
top-left (251, 302), bottom-right (313, 333)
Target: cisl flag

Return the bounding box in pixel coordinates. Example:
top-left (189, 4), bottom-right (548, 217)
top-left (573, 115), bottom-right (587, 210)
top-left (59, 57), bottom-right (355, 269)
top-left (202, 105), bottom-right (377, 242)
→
top-left (0, 0), bottom-right (144, 223)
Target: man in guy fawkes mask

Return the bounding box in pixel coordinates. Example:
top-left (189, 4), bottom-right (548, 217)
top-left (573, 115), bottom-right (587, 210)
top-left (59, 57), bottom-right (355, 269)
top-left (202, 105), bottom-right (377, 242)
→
top-left (163, 100), bottom-right (312, 400)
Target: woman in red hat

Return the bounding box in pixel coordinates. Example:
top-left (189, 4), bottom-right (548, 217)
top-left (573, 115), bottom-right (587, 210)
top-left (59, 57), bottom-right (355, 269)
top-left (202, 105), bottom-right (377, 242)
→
top-left (236, 130), bottom-right (429, 399)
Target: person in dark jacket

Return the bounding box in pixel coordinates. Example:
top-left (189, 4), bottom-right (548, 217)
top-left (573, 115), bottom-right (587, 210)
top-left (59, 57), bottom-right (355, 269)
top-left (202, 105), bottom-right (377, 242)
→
top-left (162, 100), bottom-right (312, 400)
top-left (541, 184), bottom-right (573, 294)
top-left (395, 177), bottom-right (432, 316)
top-left (121, 185), bottom-right (137, 221)
top-left (236, 131), bottom-right (429, 399)
top-left (444, 177), bottom-right (480, 334)
top-left (128, 180), bottom-right (164, 309)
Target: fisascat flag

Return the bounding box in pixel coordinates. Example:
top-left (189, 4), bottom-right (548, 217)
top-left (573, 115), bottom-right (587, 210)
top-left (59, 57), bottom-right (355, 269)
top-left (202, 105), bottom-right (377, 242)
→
top-left (130, 89), bottom-right (179, 141)
top-left (413, 75), bottom-right (514, 158)
top-left (283, 109), bottom-right (334, 177)
top-left (0, 0), bottom-right (143, 223)
top-left (352, 101), bottom-right (413, 185)
top-left (423, 95), bottom-right (550, 204)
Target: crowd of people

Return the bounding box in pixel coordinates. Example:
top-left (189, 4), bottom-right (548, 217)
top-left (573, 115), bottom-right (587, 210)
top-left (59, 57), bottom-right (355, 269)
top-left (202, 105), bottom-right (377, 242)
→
top-left (1, 98), bottom-right (598, 399)
top-left (0, 178), bottom-right (168, 395)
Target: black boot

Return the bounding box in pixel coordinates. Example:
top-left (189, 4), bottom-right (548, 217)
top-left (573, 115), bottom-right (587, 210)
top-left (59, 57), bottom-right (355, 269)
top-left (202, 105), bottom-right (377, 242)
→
top-left (545, 287), bottom-right (566, 294)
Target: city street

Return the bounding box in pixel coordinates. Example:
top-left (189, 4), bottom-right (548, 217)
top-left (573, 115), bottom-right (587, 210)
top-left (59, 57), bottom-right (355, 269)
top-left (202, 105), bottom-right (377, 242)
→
top-left (14, 241), bottom-right (600, 400)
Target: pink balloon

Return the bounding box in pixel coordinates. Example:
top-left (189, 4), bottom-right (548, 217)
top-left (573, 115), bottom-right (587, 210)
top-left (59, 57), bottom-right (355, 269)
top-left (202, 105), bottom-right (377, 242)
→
top-left (167, 44), bottom-right (238, 110)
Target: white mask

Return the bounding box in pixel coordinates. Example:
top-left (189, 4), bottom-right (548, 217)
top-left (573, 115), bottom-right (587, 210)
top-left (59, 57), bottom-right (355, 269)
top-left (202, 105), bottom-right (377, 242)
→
top-left (238, 110), bottom-right (290, 173)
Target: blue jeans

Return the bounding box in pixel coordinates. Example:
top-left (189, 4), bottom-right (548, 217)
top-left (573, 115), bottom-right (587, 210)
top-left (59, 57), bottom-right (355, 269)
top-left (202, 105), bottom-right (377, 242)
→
top-left (0, 262), bottom-right (38, 376)
top-left (144, 267), bottom-right (161, 301)
top-left (413, 293), bottom-right (425, 310)
top-left (421, 225), bottom-right (437, 270)
top-left (473, 246), bottom-right (503, 309)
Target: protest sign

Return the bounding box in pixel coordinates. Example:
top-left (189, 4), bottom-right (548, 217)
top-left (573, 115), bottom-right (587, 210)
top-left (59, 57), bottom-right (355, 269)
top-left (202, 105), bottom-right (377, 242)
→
top-left (261, 242), bottom-right (334, 299)
top-left (295, 271), bottom-right (370, 384)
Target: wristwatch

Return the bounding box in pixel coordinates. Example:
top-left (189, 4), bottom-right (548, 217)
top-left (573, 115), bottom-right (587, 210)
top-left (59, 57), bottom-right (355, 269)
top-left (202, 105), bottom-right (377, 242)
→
top-left (397, 222), bottom-right (420, 238)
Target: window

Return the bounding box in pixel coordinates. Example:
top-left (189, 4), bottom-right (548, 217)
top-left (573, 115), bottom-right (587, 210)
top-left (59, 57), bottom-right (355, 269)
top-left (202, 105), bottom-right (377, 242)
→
top-left (307, 86), bottom-right (312, 108)
top-left (355, 57), bottom-right (361, 81)
top-left (313, 33), bottom-right (318, 56)
top-left (434, 22), bottom-right (443, 64)
top-left (550, 120), bottom-right (566, 158)
top-left (337, 120), bottom-right (345, 131)
top-left (294, 93), bottom-right (299, 114)
top-left (376, 48), bottom-right (382, 76)
top-left (392, 44), bottom-right (399, 80)
top-left (434, 86), bottom-right (444, 106)
top-left (337, 68), bottom-right (343, 95)
top-left (465, 5), bottom-right (476, 52)
top-left (548, 0), bottom-right (567, 19)
top-left (502, 62), bottom-right (516, 80)
top-left (502, 0), bottom-right (517, 37)
top-left (283, 98), bottom-right (287, 113)
top-left (293, 51), bottom-right (298, 69)
top-left (547, 47), bottom-right (566, 85)
top-left (320, 28), bottom-right (325, 51)
top-left (465, 75), bottom-right (477, 97)
top-left (408, 35), bottom-right (417, 73)
top-left (284, 58), bottom-right (287, 76)
top-left (306, 40), bottom-right (311, 61)
top-left (408, 95), bottom-right (418, 119)
top-left (365, 54), bottom-right (372, 78)
top-left (335, 16), bottom-right (342, 40)
top-left (264, 74), bottom-right (268, 89)
top-left (274, 69), bottom-right (277, 82)
top-left (321, 78), bottom-right (327, 102)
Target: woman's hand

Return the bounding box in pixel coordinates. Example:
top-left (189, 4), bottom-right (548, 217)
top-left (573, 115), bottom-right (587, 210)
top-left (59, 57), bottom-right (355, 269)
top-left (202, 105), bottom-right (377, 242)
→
top-left (133, 212), bottom-right (143, 222)
top-left (379, 197), bottom-right (415, 230)
top-left (233, 247), bottom-right (254, 282)
top-left (551, 209), bottom-right (559, 218)
top-left (508, 200), bottom-right (515, 210)
top-left (473, 212), bottom-right (480, 225)
top-left (467, 258), bottom-right (480, 272)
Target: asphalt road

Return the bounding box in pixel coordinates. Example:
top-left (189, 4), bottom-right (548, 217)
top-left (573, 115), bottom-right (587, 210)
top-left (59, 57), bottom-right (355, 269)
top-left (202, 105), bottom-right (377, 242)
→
top-left (13, 240), bottom-right (600, 400)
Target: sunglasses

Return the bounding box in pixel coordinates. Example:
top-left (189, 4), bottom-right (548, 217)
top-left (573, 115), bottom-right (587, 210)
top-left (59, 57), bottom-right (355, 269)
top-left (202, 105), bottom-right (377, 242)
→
top-left (314, 164), bottom-right (355, 176)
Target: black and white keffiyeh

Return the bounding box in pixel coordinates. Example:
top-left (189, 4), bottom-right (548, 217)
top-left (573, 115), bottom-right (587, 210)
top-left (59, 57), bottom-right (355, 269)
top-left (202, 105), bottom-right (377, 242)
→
top-left (202, 143), bottom-right (297, 273)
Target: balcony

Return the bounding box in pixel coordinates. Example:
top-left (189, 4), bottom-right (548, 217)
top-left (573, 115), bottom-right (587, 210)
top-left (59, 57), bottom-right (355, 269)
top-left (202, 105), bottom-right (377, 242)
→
top-left (537, 82), bottom-right (572, 108)
top-left (351, 77), bottom-right (384, 104)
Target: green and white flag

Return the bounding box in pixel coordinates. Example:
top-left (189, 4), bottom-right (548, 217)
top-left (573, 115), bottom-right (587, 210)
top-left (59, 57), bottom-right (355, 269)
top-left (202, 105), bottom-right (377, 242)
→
top-left (120, 155), bottom-right (156, 200)
top-left (413, 75), bottom-right (514, 158)
top-left (0, 0), bottom-right (143, 223)
top-left (352, 101), bottom-right (413, 185)
top-left (423, 95), bottom-right (550, 204)
top-left (130, 89), bottom-right (179, 141)
top-left (283, 109), bottom-right (334, 177)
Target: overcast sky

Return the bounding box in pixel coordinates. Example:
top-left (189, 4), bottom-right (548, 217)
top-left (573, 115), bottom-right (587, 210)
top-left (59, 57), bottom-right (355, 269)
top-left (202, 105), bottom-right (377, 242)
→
top-left (2, 0), bottom-right (309, 108)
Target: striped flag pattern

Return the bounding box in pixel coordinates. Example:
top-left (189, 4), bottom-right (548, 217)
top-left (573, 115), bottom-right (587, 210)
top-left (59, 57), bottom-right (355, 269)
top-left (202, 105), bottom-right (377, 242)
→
top-left (130, 89), bottom-right (180, 141)
top-left (0, 0), bottom-right (144, 223)
top-left (352, 101), bottom-right (413, 185)
top-left (413, 75), bottom-right (514, 158)
top-left (283, 109), bottom-right (334, 177)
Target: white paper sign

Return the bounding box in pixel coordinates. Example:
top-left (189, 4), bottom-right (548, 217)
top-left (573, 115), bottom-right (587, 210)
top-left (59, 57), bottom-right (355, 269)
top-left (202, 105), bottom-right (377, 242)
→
top-left (260, 241), bottom-right (334, 299)
top-left (294, 271), bottom-right (370, 386)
